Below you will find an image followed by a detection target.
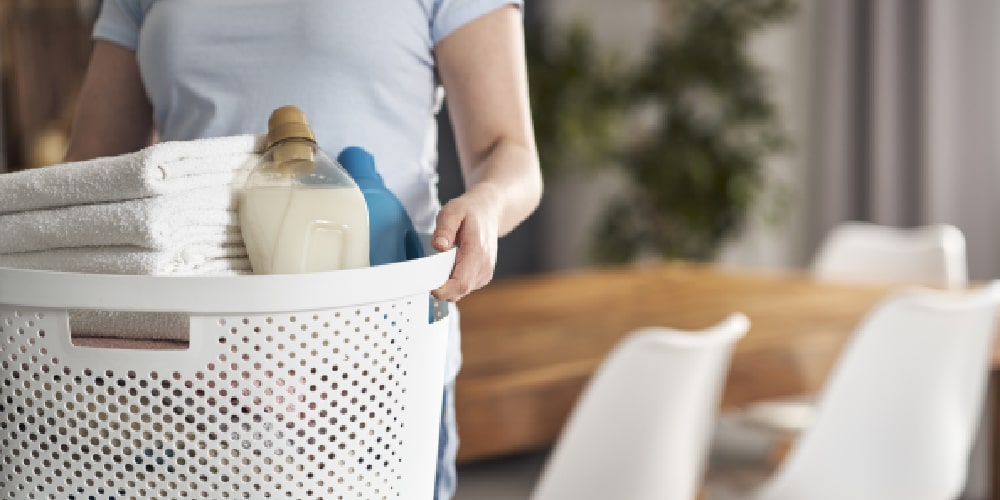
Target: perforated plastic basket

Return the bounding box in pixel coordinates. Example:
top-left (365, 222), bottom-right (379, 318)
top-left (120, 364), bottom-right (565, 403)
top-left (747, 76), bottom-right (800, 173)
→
top-left (0, 249), bottom-right (455, 500)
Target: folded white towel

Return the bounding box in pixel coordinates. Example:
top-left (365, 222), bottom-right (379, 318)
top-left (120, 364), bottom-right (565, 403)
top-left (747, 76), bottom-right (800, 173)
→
top-left (0, 134), bottom-right (264, 215)
top-left (0, 245), bottom-right (250, 275)
top-left (0, 186), bottom-right (243, 253)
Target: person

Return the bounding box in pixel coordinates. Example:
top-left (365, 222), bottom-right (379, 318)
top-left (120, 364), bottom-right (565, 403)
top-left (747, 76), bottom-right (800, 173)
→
top-left (64, 2), bottom-right (543, 499)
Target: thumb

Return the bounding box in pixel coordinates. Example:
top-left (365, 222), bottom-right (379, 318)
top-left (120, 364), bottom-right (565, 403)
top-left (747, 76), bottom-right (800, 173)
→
top-left (433, 201), bottom-right (465, 251)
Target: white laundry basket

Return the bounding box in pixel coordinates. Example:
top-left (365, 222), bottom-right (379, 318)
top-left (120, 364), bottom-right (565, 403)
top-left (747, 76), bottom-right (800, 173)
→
top-left (0, 249), bottom-right (456, 500)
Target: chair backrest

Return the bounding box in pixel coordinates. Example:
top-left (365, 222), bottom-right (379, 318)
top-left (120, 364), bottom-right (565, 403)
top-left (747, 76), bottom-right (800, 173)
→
top-left (811, 222), bottom-right (968, 289)
top-left (531, 314), bottom-right (750, 500)
top-left (754, 283), bottom-right (1000, 500)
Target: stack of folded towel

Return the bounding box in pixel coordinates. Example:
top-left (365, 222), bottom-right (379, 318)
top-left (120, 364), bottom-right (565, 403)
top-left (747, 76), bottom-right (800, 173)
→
top-left (0, 134), bottom-right (264, 275)
top-left (0, 134), bottom-right (265, 341)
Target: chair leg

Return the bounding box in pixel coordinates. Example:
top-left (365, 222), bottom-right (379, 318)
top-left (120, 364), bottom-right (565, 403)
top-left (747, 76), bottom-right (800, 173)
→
top-left (766, 434), bottom-right (796, 472)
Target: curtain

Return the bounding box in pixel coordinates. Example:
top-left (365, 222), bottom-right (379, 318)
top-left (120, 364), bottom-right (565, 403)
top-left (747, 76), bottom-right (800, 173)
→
top-left (810, 2), bottom-right (1000, 497)
top-left (809, 0), bottom-right (1000, 281)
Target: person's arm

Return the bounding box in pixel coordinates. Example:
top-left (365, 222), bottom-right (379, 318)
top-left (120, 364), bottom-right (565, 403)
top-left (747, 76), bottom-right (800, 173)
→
top-left (64, 40), bottom-right (155, 162)
top-left (432, 5), bottom-right (543, 301)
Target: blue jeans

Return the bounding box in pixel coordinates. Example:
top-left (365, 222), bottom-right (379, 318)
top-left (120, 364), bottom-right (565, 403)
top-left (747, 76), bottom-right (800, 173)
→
top-left (434, 382), bottom-right (458, 500)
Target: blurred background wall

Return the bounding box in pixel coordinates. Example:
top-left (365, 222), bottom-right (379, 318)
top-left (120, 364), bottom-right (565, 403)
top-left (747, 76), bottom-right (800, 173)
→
top-left (806, 0), bottom-right (1000, 282)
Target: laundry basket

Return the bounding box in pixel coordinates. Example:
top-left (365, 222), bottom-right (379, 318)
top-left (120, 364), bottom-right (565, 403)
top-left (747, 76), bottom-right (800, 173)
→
top-left (0, 249), bottom-right (456, 500)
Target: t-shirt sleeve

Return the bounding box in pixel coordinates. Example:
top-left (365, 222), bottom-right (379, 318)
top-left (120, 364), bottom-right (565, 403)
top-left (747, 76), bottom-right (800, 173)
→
top-left (430, 0), bottom-right (523, 46)
top-left (92, 0), bottom-right (147, 50)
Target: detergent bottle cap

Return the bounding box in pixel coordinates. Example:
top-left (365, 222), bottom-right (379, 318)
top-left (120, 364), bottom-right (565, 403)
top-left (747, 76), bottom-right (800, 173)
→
top-left (265, 106), bottom-right (318, 175)
top-left (267, 105), bottom-right (316, 148)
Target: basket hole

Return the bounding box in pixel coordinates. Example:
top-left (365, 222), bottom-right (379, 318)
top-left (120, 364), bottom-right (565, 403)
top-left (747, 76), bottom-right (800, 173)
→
top-left (68, 310), bottom-right (190, 350)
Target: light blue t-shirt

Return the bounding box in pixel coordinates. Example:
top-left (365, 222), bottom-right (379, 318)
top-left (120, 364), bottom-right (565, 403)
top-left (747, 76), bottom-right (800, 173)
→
top-left (94, 0), bottom-right (520, 234)
top-left (94, 0), bottom-right (521, 381)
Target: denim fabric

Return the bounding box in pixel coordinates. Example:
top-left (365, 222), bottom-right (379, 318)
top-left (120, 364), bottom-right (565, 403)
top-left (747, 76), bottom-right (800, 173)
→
top-left (434, 383), bottom-right (458, 500)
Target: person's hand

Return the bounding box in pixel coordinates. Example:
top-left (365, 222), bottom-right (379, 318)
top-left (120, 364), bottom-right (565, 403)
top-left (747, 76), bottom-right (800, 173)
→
top-left (431, 184), bottom-right (501, 302)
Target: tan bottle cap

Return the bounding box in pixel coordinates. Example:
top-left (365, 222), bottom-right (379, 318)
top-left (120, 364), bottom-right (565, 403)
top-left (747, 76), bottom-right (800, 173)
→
top-left (266, 105), bottom-right (316, 149)
top-left (266, 106), bottom-right (317, 175)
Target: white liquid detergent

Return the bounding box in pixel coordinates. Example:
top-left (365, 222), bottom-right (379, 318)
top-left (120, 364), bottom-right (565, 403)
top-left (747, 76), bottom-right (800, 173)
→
top-left (241, 187), bottom-right (369, 274)
top-left (240, 105), bottom-right (370, 274)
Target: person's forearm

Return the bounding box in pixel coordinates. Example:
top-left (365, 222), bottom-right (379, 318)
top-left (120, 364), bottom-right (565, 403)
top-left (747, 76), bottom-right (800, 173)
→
top-left (430, 5), bottom-right (542, 300)
top-left (462, 138), bottom-right (543, 237)
top-left (65, 41), bottom-right (155, 162)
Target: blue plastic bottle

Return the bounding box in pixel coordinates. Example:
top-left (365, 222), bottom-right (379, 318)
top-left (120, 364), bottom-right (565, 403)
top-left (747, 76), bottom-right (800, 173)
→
top-left (337, 146), bottom-right (424, 265)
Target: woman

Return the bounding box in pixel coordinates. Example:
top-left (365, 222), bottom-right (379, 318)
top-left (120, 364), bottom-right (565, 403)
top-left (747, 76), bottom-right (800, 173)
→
top-left (65, 1), bottom-right (543, 498)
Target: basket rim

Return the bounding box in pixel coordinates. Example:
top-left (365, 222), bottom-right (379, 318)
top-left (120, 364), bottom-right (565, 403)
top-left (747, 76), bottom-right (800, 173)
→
top-left (0, 248), bottom-right (456, 314)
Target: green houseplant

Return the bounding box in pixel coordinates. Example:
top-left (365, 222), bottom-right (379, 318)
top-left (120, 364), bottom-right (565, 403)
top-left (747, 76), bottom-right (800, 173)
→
top-left (526, 0), bottom-right (796, 264)
top-left (524, 16), bottom-right (629, 177)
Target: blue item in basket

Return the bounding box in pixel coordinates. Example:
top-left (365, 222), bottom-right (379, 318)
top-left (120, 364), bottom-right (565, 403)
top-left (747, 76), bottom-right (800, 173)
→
top-left (337, 146), bottom-right (424, 265)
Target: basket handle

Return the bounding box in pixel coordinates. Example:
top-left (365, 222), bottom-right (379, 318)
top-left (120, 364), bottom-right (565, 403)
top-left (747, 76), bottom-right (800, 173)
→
top-left (28, 309), bottom-right (220, 372)
top-left (41, 294), bottom-right (449, 372)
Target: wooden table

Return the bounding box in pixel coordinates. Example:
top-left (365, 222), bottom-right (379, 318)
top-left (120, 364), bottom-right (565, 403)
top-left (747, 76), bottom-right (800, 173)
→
top-left (453, 261), bottom-right (1000, 494)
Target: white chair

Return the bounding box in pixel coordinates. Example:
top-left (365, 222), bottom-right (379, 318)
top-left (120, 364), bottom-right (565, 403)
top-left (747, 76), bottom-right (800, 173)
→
top-left (811, 221), bottom-right (968, 289)
top-left (749, 284), bottom-right (1000, 500)
top-left (531, 314), bottom-right (750, 500)
top-left (743, 221), bottom-right (969, 432)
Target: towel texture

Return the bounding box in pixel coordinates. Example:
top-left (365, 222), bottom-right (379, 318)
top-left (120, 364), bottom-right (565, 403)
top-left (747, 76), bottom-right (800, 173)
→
top-left (0, 245), bottom-right (250, 275)
top-left (70, 311), bottom-right (192, 342)
top-left (0, 134), bottom-right (264, 214)
top-left (0, 186), bottom-right (241, 253)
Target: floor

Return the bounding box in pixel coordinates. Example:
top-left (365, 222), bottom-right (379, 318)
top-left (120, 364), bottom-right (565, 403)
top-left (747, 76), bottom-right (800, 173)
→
top-left (453, 451), bottom-right (548, 500)
top-left (453, 450), bottom-right (772, 500)
top-left (451, 417), bottom-right (991, 500)
top-left (453, 415), bottom-right (777, 500)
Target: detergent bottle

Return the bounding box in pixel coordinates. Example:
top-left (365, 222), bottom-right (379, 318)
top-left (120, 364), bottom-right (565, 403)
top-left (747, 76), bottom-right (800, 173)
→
top-left (337, 146), bottom-right (424, 265)
top-left (240, 106), bottom-right (370, 274)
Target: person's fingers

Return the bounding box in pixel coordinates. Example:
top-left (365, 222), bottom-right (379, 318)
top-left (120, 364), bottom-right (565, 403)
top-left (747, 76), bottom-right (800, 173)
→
top-left (433, 218), bottom-right (494, 301)
top-left (433, 201), bottom-right (465, 251)
top-left (434, 239), bottom-right (479, 301)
